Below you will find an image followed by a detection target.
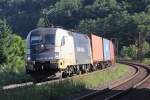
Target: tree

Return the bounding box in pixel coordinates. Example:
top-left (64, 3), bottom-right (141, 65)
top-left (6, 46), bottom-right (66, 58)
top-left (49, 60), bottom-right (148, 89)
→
top-left (121, 45), bottom-right (138, 59)
top-left (78, 19), bottom-right (97, 34)
top-left (37, 17), bottom-right (46, 27)
top-left (92, 0), bottom-right (118, 18)
top-left (0, 19), bottom-right (25, 73)
top-left (45, 0), bottom-right (83, 28)
top-left (8, 34), bottom-right (26, 73)
top-left (0, 19), bottom-right (12, 64)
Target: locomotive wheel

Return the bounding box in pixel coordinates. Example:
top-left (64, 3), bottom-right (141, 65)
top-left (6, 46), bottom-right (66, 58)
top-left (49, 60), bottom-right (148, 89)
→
top-left (76, 66), bottom-right (81, 75)
top-left (85, 65), bottom-right (88, 73)
top-left (68, 67), bottom-right (74, 77)
top-left (62, 71), bottom-right (67, 78)
top-left (101, 63), bottom-right (105, 69)
top-left (77, 70), bottom-right (82, 75)
top-left (92, 65), bottom-right (96, 71)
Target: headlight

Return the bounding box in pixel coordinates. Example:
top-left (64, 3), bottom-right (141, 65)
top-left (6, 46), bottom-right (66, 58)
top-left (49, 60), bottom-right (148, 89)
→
top-left (27, 56), bottom-right (31, 61)
top-left (41, 44), bottom-right (44, 48)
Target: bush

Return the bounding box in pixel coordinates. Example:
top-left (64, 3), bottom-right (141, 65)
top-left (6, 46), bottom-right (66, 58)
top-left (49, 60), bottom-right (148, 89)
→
top-left (121, 41), bottom-right (150, 59)
top-left (121, 45), bottom-right (138, 59)
top-left (0, 64), bottom-right (31, 86)
top-left (143, 41), bottom-right (150, 58)
top-left (0, 19), bottom-right (28, 85)
top-left (145, 51), bottom-right (150, 58)
top-left (143, 58), bottom-right (150, 65)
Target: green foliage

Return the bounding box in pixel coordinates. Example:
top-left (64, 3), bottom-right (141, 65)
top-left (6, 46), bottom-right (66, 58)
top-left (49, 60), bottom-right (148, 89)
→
top-left (143, 41), bottom-right (150, 55)
top-left (37, 17), bottom-right (45, 27)
top-left (0, 0), bottom-right (59, 36)
top-left (0, 19), bottom-right (26, 76)
top-left (145, 51), bottom-right (150, 58)
top-left (0, 19), bottom-right (28, 86)
top-left (93, 0), bottom-right (118, 14)
top-left (142, 58), bottom-right (150, 65)
top-left (121, 41), bottom-right (150, 59)
top-left (143, 41), bottom-right (150, 58)
top-left (0, 19), bottom-right (12, 64)
top-left (132, 12), bottom-right (150, 36)
top-left (78, 19), bottom-right (97, 34)
top-left (8, 34), bottom-right (26, 73)
top-left (55, 0), bottom-right (82, 11)
top-left (121, 45), bottom-right (138, 59)
top-left (0, 0), bottom-right (149, 48)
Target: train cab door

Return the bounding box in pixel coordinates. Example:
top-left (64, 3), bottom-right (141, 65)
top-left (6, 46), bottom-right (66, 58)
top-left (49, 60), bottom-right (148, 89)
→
top-left (60, 35), bottom-right (75, 69)
top-left (60, 36), bottom-right (66, 69)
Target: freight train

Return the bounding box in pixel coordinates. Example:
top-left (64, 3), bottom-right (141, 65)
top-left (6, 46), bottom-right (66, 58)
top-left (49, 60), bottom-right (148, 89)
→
top-left (26, 28), bottom-right (115, 79)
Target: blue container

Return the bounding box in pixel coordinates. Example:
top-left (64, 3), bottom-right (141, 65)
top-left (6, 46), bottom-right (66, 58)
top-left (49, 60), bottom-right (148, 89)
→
top-left (103, 38), bottom-right (111, 61)
top-left (72, 32), bottom-right (92, 65)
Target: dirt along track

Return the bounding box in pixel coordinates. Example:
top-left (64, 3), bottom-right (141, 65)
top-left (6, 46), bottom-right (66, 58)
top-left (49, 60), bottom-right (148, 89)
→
top-left (1, 66), bottom-right (115, 90)
top-left (0, 75), bottom-right (59, 90)
top-left (75, 62), bottom-right (150, 100)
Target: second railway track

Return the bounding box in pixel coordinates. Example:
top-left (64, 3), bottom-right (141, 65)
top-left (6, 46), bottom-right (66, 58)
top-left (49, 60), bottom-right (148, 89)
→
top-left (75, 61), bottom-right (150, 100)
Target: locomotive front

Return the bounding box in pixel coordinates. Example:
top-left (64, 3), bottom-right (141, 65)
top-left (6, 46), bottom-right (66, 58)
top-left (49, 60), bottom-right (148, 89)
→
top-left (26, 28), bottom-right (60, 75)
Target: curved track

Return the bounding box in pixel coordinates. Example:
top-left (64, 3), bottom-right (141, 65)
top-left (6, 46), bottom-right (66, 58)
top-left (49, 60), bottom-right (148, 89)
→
top-left (106, 62), bottom-right (150, 100)
top-left (75, 62), bottom-right (150, 100)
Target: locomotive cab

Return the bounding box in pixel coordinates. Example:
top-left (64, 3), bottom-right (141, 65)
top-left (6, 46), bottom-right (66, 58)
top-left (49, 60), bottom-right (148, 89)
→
top-left (26, 28), bottom-right (60, 75)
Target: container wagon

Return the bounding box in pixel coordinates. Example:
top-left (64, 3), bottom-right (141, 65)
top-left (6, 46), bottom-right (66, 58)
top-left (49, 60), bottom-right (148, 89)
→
top-left (89, 34), bottom-right (104, 69)
top-left (103, 38), bottom-right (111, 67)
top-left (110, 41), bottom-right (115, 65)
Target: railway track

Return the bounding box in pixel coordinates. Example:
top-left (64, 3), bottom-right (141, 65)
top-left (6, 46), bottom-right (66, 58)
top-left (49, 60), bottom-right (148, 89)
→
top-left (75, 62), bottom-right (150, 100)
top-left (1, 66), bottom-right (113, 90)
top-left (106, 62), bottom-right (150, 100)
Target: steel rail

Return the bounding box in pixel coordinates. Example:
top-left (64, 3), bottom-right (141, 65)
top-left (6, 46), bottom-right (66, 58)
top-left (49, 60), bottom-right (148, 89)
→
top-left (75, 62), bottom-right (149, 100)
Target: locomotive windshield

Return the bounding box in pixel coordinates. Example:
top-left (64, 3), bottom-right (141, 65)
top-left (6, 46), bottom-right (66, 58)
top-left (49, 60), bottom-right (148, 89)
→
top-left (29, 28), bottom-right (56, 46)
top-left (31, 34), bottom-right (42, 45)
top-left (45, 34), bottom-right (55, 45)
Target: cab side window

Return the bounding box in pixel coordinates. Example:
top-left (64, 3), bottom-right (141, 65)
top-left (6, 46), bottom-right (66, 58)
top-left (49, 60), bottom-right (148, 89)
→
top-left (61, 36), bottom-right (65, 46)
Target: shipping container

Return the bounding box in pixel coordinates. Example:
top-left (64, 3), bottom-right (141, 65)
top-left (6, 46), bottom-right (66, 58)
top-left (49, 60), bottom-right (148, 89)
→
top-left (103, 38), bottom-right (111, 61)
top-left (90, 34), bottom-right (103, 62)
top-left (110, 41), bottom-right (115, 64)
top-left (72, 32), bottom-right (92, 65)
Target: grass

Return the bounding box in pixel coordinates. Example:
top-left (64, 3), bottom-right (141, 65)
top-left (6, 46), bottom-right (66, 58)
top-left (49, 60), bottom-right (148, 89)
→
top-left (0, 63), bottom-right (129, 100)
top-left (142, 58), bottom-right (150, 65)
top-left (0, 73), bottom-right (31, 86)
top-left (0, 70), bottom-right (32, 86)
